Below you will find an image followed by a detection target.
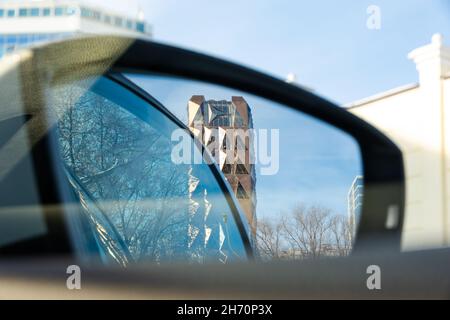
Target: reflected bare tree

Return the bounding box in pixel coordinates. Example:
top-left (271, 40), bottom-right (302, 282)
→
top-left (53, 85), bottom-right (191, 262)
top-left (255, 218), bottom-right (284, 260)
top-left (329, 214), bottom-right (353, 257)
top-left (256, 204), bottom-right (352, 261)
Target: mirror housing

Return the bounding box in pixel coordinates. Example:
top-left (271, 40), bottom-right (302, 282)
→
top-left (3, 36), bottom-right (405, 254)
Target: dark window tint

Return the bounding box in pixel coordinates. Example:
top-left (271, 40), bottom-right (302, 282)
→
top-left (55, 7), bottom-right (64, 16)
top-left (136, 22), bottom-right (145, 32)
top-left (30, 8), bottom-right (39, 17)
top-left (18, 8), bottom-right (27, 17)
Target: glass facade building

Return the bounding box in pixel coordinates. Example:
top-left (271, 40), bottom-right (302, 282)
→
top-left (0, 33), bottom-right (75, 57)
top-left (188, 95), bottom-right (257, 237)
top-left (0, 1), bottom-right (151, 58)
top-left (347, 175), bottom-right (364, 237)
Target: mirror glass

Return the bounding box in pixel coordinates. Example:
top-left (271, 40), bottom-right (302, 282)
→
top-left (48, 73), bottom-right (363, 263)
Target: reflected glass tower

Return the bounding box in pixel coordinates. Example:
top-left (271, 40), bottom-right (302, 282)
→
top-left (347, 175), bottom-right (364, 238)
top-left (187, 95), bottom-right (257, 236)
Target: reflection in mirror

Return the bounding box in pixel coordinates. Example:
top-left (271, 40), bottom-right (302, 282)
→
top-left (47, 72), bottom-right (363, 264)
top-left (126, 74), bottom-right (363, 261)
top-left (49, 76), bottom-right (248, 265)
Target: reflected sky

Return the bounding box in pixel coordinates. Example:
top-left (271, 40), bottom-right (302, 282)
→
top-left (127, 74), bottom-right (362, 219)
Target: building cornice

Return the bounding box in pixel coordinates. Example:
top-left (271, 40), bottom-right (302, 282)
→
top-left (345, 83), bottom-right (419, 109)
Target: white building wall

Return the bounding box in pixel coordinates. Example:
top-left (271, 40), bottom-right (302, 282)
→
top-left (443, 76), bottom-right (450, 250)
top-left (348, 34), bottom-right (450, 251)
top-left (0, 17), bottom-right (145, 38)
top-left (0, 16), bottom-right (80, 34)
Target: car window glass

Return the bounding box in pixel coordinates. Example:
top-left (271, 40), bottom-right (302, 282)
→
top-left (49, 76), bottom-right (248, 264)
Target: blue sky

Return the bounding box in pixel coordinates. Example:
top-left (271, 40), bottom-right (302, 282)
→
top-left (89, 0), bottom-right (450, 104)
top-left (87, 1), bottom-right (448, 221)
top-left (128, 75), bottom-right (362, 220)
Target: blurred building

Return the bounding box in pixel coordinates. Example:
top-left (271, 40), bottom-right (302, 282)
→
top-left (0, 0), bottom-right (151, 58)
top-left (347, 34), bottom-right (450, 251)
top-left (347, 175), bottom-right (363, 238)
top-left (279, 244), bottom-right (343, 260)
top-left (187, 95), bottom-right (257, 235)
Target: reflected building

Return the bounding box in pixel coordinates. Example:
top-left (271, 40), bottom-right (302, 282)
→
top-left (0, 0), bottom-right (151, 58)
top-left (347, 175), bottom-right (363, 238)
top-left (187, 95), bottom-right (257, 236)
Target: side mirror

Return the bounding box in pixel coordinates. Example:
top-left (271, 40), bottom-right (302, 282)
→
top-left (0, 36), bottom-right (404, 261)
